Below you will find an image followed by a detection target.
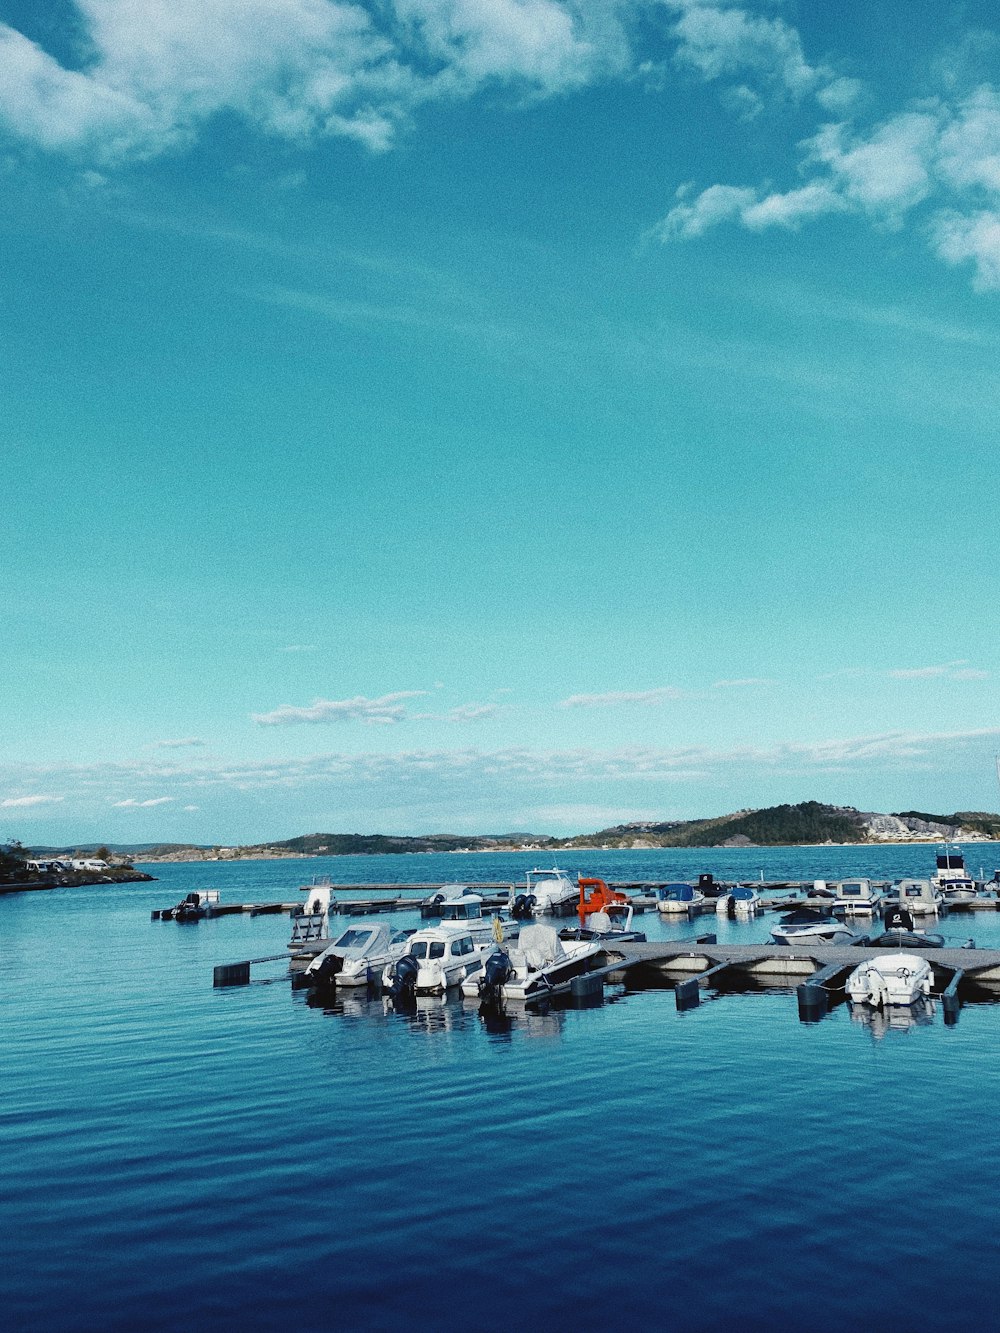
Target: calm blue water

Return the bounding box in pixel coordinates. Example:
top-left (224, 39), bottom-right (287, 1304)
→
top-left (5, 845), bottom-right (1000, 1331)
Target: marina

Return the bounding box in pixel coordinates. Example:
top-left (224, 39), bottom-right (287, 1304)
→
top-left (10, 845), bottom-right (1000, 1333)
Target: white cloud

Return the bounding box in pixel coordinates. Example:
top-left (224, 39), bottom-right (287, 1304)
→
top-left (0, 0), bottom-right (631, 164)
top-left (1, 794), bottom-right (64, 808)
top-left (667, 1), bottom-right (819, 99)
top-left (155, 737), bottom-right (206, 749)
top-left (652, 66), bottom-right (1000, 290)
top-left (252, 690), bottom-right (429, 725)
top-left (932, 208), bottom-right (1000, 290)
top-left (183, 804), bottom-right (200, 812)
top-left (558, 686), bottom-right (690, 707)
top-left (112, 796), bottom-right (175, 807)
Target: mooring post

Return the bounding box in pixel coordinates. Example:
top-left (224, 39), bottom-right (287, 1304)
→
top-left (570, 971), bottom-right (603, 999)
top-left (675, 978), bottom-right (701, 1010)
top-left (942, 968), bottom-right (964, 1024)
top-left (797, 980), bottom-right (828, 1021)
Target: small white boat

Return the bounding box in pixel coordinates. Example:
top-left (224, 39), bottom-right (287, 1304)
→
top-left (288, 882), bottom-right (333, 956)
top-left (831, 879), bottom-right (884, 917)
top-left (510, 867), bottom-right (579, 918)
top-left (942, 877), bottom-right (978, 904)
top-left (461, 924), bottom-right (604, 1003)
top-left (771, 908), bottom-right (859, 945)
top-left (716, 885), bottom-right (761, 917)
top-left (437, 891), bottom-right (519, 946)
top-left (655, 883), bottom-right (705, 915)
top-left (305, 922), bottom-right (411, 987)
top-left (891, 879), bottom-right (943, 916)
top-left (561, 877), bottom-right (645, 941)
top-left (383, 926), bottom-right (492, 997)
top-left (846, 953), bottom-right (934, 1008)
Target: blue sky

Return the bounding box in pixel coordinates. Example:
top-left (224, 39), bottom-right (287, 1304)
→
top-left (3, 0), bottom-right (1000, 843)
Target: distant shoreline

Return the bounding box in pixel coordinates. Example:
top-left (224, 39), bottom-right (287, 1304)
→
top-left (132, 837), bottom-right (1000, 866)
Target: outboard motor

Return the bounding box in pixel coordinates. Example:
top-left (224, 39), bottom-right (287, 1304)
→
top-left (884, 905), bottom-right (914, 933)
top-left (511, 893), bottom-right (536, 920)
top-left (480, 949), bottom-right (513, 1008)
top-left (698, 872), bottom-right (718, 899)
top-left (309, 952), bottom-right (344, 987)
top-left (388, 952), bottom-right (420, 1003)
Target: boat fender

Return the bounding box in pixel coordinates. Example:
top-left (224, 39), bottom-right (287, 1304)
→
top-left (511, 894), bottom-right (536, 920)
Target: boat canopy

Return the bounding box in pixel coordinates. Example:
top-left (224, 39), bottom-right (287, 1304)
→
top-left (514, 924), bottom-right (565, 968)
top-left (331, 924), bottom-right (392, 958)
top-left (732, 886), bottom-right (756, 902)
top-left (659, 883), bottom-right (696, 901)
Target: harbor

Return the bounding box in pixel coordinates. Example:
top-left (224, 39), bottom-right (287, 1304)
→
top-left (10, 843), bottom-right (1000, 1333)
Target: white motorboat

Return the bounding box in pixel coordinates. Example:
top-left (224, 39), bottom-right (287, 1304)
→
top-left (305, 922), bottom-right (411, 987)
top-left (560, 877), bottom-right (645, 941)
top-left (510, 867), bottom-right (579, 918)
top-left (288, 882), bottom-right (333, 956)
top-left (771, 907), bottom-right (859, 945)
top-left (437, 891), bottom-right (519, 946)
top-left (420, 883), bottom-right (471, 918)
top-left (461, 924), bottom-right (604, 1003)
top-left (716, 885), bottom-right (761, 917)
top-left (932, 845), bottom-right (971, 889)
top-left (846, 953), bottom-right (934, 1008)
top-left (891, 879), bottom-right (943, 916)
top-left (382, 926), bottom-right (492, 997)
top-left (831, 879), bottom-right (884, 917)
top-left (654, 883), bottom-right (705, 915)
top-left (942, 877), bottom-right (978, 904)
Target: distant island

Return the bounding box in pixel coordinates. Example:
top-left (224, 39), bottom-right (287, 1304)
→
top-left (18, 801), bottom-right (1000, 865)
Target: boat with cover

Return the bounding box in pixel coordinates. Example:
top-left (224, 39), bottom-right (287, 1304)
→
top-left (831, 879), bottom-right (884, 917)
top-left (305, 922), bottom-right (412, 987)
top-left (890, 878), bottom-right (943, 916)
top-left (770, 907), bottom-right (859, 945)
top-left (382, 926), bottom-right (492, 997)
top-left (654, 883), bottom-right (705, 915)
top-left (461, 924), bottom-right (604, 1003)
top-left (846, 953), bottom-right (934, 1008)
top-left (716, 885), bottom-right (761, 917)
top-left (510, 867), bottom-right (579, 918)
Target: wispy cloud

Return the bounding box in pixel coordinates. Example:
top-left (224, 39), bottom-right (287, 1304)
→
top-left (558, 687), bottom-right (690, 708)
top-left (1, 794), bottom-right (63, 808)
top-left (412, 703), bottom-right (501, 723)
top-left (252, 691), bottom-right (429, 726)
top-left (112, 797), bottom-right (174, 808)
top-left (888, 660), bottom-right (990, 681)
top-left (712, 677), bottom-right (774, 690)
top-left (155, 737), bottom-right (206, 749)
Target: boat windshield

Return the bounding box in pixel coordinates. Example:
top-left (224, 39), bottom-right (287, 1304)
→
top-left (841, 883), bottom-right (863, 896)
top-left (409, 941), bottom-right (428, 959)
top-left (334, 929), bottom-right (373, 949)
top-left (429, 941), bottom-right (445, 959)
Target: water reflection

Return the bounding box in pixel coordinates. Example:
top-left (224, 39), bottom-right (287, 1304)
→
top-left (848, 998), bottom-right (937, 1039)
